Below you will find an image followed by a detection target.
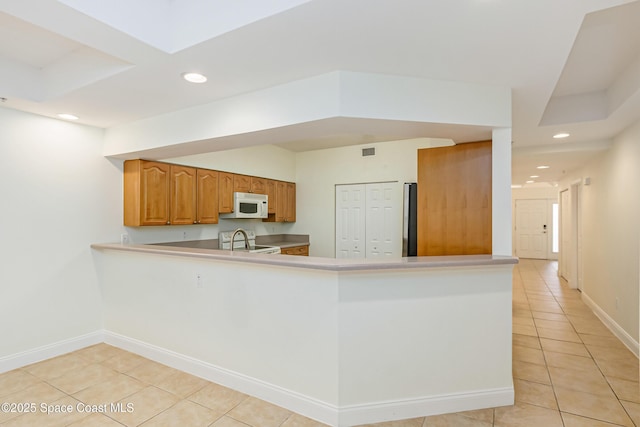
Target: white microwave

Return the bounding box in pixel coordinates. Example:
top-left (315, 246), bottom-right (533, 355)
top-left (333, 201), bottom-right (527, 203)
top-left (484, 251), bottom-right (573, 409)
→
top-left (220, 192), bottom-right (268, 219)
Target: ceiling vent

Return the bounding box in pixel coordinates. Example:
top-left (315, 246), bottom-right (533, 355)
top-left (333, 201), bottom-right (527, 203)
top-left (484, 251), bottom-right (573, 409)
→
top-left (362, 147), bottom-right (375, 157)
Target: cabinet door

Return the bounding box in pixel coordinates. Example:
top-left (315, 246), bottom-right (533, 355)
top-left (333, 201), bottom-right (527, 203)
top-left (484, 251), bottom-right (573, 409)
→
top-left (124, 160), bottom-right (171, 226)
top-left (233, 174), bottom-right (251, 193)
top-left (275, 181), bottom-right (287, 222)
top-left (218, 172), bottom-right (234, 213)
top-left (285, 182), bottom-right (296, 222)
top-left (170, 165), bottom-right (197, 225)
top-left (265, 179), bottom-right (277, 214)
top-left (250, 177), bottom-right (267, 194)
top-left (197, 169), bottom-right (219, 224)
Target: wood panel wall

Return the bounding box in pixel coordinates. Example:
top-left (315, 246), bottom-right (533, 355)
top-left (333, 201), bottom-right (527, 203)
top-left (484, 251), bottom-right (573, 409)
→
top-left (417, 140), bottom-right (492, 255)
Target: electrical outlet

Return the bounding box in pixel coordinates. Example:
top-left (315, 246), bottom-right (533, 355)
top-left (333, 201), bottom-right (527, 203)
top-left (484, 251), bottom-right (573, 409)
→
top-left (196, 274), bottom-right (203, 289)
top-left (183, 231), bottom-right (187, 240)
top-left (120, 233), bottom-right (129, 244)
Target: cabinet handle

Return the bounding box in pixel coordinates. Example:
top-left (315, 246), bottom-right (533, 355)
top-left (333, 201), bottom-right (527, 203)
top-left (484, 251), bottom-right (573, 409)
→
top-left (194, 220), bottom-right (198, 224)
top-left (166, 221), bottom-right (171, 225)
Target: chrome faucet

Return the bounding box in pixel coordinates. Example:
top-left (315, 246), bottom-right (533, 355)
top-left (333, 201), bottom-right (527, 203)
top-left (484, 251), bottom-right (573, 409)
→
top-left (230, 228), bottom-right (249, 251)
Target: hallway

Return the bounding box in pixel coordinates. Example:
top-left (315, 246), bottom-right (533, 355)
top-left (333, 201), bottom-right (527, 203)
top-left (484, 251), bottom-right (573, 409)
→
top-left (506, 259), bottom-right (638, 426)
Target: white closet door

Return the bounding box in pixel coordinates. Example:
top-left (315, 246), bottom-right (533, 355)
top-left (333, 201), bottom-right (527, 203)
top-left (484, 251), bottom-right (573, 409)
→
top-left (366, 182), bottom-right (401, 258)
top-left (335, 184), bottom-right (366, 258)
top-left (336, 182), bottom-right (401, 259)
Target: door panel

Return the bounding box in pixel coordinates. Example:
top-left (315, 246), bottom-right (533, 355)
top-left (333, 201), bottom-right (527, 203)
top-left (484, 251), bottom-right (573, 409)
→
top-left (197, 169), bottom-right (219, 224)
top-left (515, 199), bottom-right (548, 259)
top-left (170, 165), bottom-right (197, 225)
top-left (140, 161), bottom-right (171, 225)
top-left (335, 184), bottom-right (366, 258)
top-left (366, 183), bottom-right (400, 258)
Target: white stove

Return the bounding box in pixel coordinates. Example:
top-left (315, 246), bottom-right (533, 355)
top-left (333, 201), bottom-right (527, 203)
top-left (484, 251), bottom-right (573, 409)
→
top-left (218, 230), bottom-right (281, 254)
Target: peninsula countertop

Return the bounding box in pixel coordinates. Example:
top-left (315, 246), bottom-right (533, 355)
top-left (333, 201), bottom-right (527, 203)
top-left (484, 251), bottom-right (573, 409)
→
top-left (91, 241), bottom-right (518, 272)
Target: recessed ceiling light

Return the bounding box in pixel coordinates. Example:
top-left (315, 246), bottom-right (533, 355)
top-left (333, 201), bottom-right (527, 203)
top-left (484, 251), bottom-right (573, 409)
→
top-left (553, 132), bottom-right (570, 139)
top-left (182, 72), bottom-right (207, 83)
top-left (530, 175), bottom-right (539, 178)
top-left (58, 113), bottom-right (79, 120)
top-left (537, 165), bottom-right (550, 169)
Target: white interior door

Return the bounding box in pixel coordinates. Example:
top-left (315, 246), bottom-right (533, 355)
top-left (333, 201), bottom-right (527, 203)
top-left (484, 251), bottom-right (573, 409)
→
top-left (335, 184), bottom-right (366, 258)
top-left (336, 182), bottom-right (401, 259)
top-left (366, 182), bottom-right (401, 258)
top-left (515, 199), bottom-right (548, 259)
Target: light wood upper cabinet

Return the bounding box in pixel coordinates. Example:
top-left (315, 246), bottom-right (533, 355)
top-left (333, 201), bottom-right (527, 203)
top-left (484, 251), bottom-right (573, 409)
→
top-left (170, 165), bottom-right (197, 225)
top-left (218, 172), bottom-right (235, 213)
top-left (196, 169), bottom-right (219, 224)
top-left (124, 159), bottom-right (171, 226)
top-left (233, 174), bottom-right (251, 193)
top-left (275, 181), bottom-right (287, 222)
top-left (417, 140), bottom-right (492, 255)
top-left (265, 181), bottom-right (296, 223)
top-left (265, 179), bottom-right (277, 214)
top-left (124, 159), bottom-right (294, 224)
top-left (250, 177), bottom-right (267, 194)
top-left (125, 160), bottom-right (220, 226)
top-left (285, 182), bottom-right (296, 222)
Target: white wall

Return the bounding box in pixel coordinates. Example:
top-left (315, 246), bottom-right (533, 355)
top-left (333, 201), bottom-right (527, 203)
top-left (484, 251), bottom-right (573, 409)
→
top-left (98, 250), bottom-right (340, 407)
top-left (293, 139), bottom-right (438, 257)
top-left (0, 107), bottom-right (122, 359)
top-left (558, 120), bottom-right (640, 345)
top-left (168, 144), bottom-right (296, 182)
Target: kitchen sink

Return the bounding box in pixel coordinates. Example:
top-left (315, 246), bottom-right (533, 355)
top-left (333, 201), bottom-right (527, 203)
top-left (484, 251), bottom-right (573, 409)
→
top-left (247, 245), bottom-right (281, 254)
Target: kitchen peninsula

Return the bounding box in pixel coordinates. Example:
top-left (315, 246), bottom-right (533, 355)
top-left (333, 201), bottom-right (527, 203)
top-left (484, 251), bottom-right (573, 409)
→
top-left (91, 242), bottom-right (517, 426)
top-left (93, 70), bottom-right (516, 427)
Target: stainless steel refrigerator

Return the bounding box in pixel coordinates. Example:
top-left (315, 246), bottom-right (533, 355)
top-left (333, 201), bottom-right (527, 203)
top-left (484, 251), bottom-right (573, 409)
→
top-left (403, 182), bottom-right (418, 257)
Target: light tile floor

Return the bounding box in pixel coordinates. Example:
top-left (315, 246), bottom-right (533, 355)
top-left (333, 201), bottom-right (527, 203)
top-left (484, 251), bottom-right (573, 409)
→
top-left (1, 260), bottom-right (638, 426)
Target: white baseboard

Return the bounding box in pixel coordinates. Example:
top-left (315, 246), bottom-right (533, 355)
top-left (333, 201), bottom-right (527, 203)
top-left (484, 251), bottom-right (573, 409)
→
top-left (338, 387), bottom-right (514, 427)
top-left (0, 331), bottom-right (103, 374)
top-left (582, 293), bottom-right (640, 358)
top-left (1, 330), bottom-right (515, 426)
top-left (103, 331), bottom-right (340, 426)
top-left (104, 331), bottom-right (513, 426)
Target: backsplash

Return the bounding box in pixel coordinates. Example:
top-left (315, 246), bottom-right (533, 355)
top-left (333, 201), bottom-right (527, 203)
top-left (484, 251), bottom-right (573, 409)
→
top-left (122, 218), bottom-right (295, 245)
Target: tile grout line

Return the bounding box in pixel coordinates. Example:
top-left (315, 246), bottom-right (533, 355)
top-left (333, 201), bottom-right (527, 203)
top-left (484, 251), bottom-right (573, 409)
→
top-left (526, 262), bottom-right (565, 427)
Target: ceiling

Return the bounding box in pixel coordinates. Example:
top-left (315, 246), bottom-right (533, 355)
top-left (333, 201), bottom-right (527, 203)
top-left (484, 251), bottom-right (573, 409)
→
top-left (2, 0), bottom-right (640, 186)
